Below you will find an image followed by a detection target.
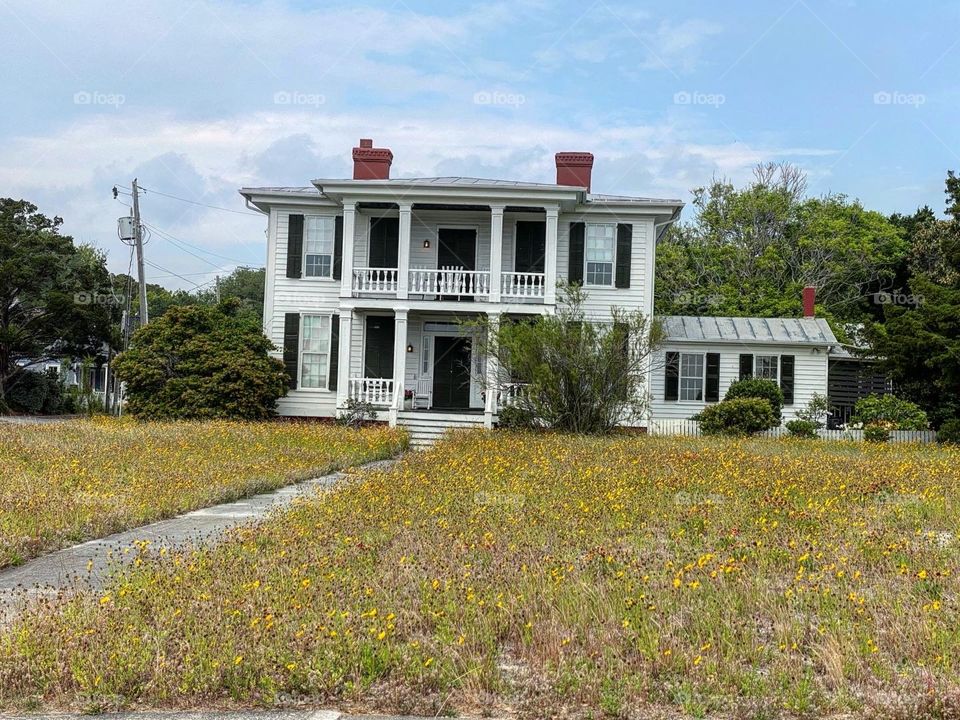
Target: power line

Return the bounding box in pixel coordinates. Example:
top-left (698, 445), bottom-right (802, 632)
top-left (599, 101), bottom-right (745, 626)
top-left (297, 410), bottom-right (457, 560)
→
top-left (142, 220), bottom-right (263, 267)
top-left (143, 258), bottom-right (217, 292)
top-left (137, 185), bottom-right (262, 217)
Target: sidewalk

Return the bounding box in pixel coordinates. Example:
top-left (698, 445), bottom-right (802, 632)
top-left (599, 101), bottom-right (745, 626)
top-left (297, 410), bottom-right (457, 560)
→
top-left (0, 458), bottom-right (397, 625)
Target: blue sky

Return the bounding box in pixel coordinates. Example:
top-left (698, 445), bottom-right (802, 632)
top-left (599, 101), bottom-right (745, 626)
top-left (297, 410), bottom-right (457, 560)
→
top-left (2, 0), bottom-right (958, 290)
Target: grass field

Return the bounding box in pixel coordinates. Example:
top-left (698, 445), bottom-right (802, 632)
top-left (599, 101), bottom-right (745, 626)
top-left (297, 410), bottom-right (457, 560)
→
top-left (0, 418), bottom-right (407, 568)
top-left (2, 431), bottom-right (960, 718)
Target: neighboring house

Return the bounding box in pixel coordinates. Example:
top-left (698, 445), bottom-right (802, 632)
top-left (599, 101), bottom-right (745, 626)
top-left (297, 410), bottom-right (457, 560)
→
top-left (649, 307), bottom-right (839, 426)
top-left (240, 138), bottom-right (683, 435)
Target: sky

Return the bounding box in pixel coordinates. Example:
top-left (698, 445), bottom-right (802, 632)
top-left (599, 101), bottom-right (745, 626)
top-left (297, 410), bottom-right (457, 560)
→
top-left (2, 0), bottom-right (958, 291)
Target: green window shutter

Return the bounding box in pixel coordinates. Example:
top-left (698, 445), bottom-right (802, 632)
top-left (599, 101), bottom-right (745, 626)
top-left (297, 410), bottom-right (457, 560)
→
top-left (328, 314), bottom-right (340, 391)
top-left (333, 215), bottom-right (344, 280)
top-left (286, 214), bottom-right (304, 278)
top-left (615, 223), bottom-right (632, 289)
top-left (665, 351), bottom-right (680, 401)
top-left (568, 222), bottom-right (585, 285)
top-left (780, 355), bottom-right (795, 404)
top-left (705, 353), bottom-right (720, 402)
top-left (283, 313), bottom-right (300, 389)
top-left (739, 354), bottom-right (754, 380)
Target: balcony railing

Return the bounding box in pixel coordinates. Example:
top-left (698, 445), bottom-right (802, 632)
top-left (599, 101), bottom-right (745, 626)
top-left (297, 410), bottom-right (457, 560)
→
top-left (348, 377), bottom-right (394, 406)
top-left (409, 267), bottom-right (490, 298)
top-left (352, 267), bottom-right (399, 294)
top-left (501, 272), bottom-right (546, 298)
top-left (497, 382), bottom-right (530, 408)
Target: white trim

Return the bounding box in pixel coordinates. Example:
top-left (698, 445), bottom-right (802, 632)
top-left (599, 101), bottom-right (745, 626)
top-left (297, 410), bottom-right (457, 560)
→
top-left (297, 312), bottom-right (336, 392)
top-left (583, 221), bottom-right (617, 288)
top-left (678, 351), bottom-right (706, 402)
top-left (301, 214), bottom-right (336, 280)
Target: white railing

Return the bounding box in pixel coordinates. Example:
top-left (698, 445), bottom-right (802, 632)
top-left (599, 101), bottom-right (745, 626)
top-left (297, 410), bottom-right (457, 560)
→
top-left (501, 272), bottom-right (546, 298)
top-left (497, 382), bottom-right (529, 408)
top-left (352, 267), bottom-right (399, 294)
top-left (409, 267), bottom-right (490, 298)
top-left (348, 377), bottom-right (394, 406)
top-left (647, 418), bottom-right (939, 443)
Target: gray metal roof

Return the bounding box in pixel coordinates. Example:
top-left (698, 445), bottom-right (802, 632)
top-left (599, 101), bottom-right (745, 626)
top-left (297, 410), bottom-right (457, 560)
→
top-left (661, 316), bottom-right (838, 346)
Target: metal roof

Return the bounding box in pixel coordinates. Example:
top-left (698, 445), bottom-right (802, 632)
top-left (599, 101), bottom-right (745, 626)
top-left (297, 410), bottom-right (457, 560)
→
top-left (661, 316), bottom-right (838, 346)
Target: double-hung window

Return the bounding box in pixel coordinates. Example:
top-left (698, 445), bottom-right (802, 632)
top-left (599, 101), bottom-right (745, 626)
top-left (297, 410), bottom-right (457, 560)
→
top-left (585, 223), bottom-right (615, 286)
top-left (304, 216), bottom-right (334, 278)
top-left (679, 353), bottom-right (705, 401)
top-left (300, 315), bottom-right (331, 388)
top-left (755, 355), bottom-right (779, 382)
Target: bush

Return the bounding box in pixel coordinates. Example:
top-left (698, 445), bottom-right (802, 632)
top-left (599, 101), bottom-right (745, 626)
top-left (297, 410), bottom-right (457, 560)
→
top-left (338, 398), bottom-right (377, 428)
top-left (496, 404), bottom-right (537, 430)
top-left (864, 422), bottom-right (891, 443)
top-left (796, 393), bottom-right (830, 427)
top-left (113, 300), bottom-right (288, 420)
top-left (724, 378), bottom-right (784, 420)
top-left (6, 368), bottom-right (62, 414)
top-left (785, 419), bottom-right (818, 438)
top-left (696, 397), bottom-right (778, 436)
top-left (937, 419), bottom-right (960, 445)
top-left (851, 394), bottom-right (929, 430)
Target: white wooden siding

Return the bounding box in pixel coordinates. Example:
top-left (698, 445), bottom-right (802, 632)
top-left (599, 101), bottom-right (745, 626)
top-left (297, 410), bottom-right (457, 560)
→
top-left (648, 342), bottom-right (830, 422)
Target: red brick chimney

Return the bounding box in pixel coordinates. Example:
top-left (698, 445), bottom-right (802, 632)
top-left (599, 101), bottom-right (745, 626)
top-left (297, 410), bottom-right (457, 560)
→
top-left (555, 152), bottom-right (594, 192)
top-left (802, 286), bottom-right (816, 317)
top-left (352, 138), bottom-right (393, 180)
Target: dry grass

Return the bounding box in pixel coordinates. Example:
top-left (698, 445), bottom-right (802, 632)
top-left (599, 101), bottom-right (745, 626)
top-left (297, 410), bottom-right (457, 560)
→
top-left (2, 430), bottom-right (959, 718)
top-left (0, 417), bottom-right (407, 568)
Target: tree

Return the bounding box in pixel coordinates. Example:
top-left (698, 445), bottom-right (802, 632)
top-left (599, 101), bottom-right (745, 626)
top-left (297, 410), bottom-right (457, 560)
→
top-left (0, 199), bottom-right (117, 409)
top-left (112, 299), bottom-right (288, 420)
top-left (473, 284), bottom-right (662, 434)
top-left (655, 163), bottom-right (907, 325)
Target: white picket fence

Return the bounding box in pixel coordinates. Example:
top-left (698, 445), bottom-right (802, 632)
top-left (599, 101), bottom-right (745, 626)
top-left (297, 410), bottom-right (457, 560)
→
top-left (648, 418), bottom-right (938, 444)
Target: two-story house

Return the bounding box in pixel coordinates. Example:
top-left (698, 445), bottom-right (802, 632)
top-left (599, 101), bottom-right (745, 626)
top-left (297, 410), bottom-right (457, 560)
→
top-left (240, 138), bottom-right (683, 439)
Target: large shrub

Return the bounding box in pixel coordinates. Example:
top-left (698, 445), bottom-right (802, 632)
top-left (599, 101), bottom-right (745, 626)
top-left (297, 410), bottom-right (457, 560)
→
top-left (696, 397), bottom-right (778, 436)
top-left (785, 419), bottom-right (818, 438)
top-left (113, 300), bottom-right (288, 420)
top-left (6, 368), bottom-right (62, 414)
top-left (851, 394), bottom-right (929, 430)
top-left (724, 377), bottom-right (784, 420)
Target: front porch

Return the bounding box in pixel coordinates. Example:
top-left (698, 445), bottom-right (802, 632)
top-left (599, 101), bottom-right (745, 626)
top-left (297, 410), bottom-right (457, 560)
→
top-left (334, 308), bottom-right (525, 428)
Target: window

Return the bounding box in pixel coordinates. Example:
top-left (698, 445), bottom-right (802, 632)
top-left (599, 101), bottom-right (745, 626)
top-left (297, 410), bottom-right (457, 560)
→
top-left (585, 223), bottom-right (615, 286)
top-left (300, 315), bottom-right (331, 388)
top-left (756, 355), bottom-right (779, 382)
top-left (680, 353), bottom-right (705, 401)
top-left (303, 216), bottom-right (334, 277)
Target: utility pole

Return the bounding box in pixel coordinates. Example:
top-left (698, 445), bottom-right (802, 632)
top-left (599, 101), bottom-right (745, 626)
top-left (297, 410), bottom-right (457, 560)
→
top-left (215, 274), bottom-right (220, 303)
top-left (132, 179), bottom-right (149, 327)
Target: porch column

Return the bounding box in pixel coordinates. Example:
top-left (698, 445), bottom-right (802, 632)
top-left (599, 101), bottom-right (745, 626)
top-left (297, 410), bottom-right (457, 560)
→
top-left (544, 206), bottom-right (559, 304)
top-left (390, 308), bottom-right (409, 427)
top-left (489, 205), bottom-right (504, 302)
top-left (397, 203), bottom-right (412, 299)
top-left (335, 311), bottom-right (354, 409)
top-left (339, 202), bottom-right (357, 298)
top-left (484, 313), bottom-right (500, 429)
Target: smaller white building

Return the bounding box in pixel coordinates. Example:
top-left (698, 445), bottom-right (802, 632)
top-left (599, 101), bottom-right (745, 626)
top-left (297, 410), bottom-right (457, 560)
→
top-left (648, 315), bottom-right (838, 427)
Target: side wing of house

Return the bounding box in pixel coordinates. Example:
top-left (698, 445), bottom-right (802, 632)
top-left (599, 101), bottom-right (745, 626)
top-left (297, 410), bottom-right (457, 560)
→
top-left (649, 341), bottom-right (831, 422)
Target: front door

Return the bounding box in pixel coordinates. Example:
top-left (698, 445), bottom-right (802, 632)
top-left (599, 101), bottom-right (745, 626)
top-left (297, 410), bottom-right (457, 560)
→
top-left (437, 228), bottom-right (477, 301)
top-left (368, 217), bottom-right (399, 268)
top-left (514, 221), bottom-right (546, 273)
top-left (432, 336), bottom-right (472, 409)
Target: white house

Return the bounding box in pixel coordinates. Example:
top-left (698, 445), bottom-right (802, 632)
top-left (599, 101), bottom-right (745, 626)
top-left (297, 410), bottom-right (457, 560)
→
top-left (240, 139), bottom-right (683, 439)
top-left (240, 138), bottom-right (837, 441)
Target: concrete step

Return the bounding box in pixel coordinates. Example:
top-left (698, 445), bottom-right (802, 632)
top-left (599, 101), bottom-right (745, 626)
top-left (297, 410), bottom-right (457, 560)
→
top-left (397, 412), bottom-right (487, 449)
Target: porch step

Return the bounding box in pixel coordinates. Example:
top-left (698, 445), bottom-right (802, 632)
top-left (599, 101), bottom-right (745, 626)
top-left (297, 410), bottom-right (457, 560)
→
top-left (397, 411), bottom-right (487, 449)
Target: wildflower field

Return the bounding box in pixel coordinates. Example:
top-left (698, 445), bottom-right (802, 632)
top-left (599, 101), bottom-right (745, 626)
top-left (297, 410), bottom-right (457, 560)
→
top-left (0, 418), bottom-right (406, 568)
top-left (3, 431), bottom-right (960, 719)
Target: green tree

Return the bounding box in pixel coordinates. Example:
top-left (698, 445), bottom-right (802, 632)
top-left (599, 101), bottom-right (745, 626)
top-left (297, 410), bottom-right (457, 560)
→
top-left (112, 299), bottom-right (288, 420)
top-left (0, 199), bottom-right (117, 408)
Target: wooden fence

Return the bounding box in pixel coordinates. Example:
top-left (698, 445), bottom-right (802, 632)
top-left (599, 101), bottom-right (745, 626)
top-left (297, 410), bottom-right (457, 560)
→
top-left (647, 418), bottom-right (939, 444)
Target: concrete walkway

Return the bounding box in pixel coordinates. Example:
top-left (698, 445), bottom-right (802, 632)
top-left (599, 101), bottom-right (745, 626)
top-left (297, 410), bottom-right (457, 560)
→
top-left (0, 458), bottom-right (397, 624)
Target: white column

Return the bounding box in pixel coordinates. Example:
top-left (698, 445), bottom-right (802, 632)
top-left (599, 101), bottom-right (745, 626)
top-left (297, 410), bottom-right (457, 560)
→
top-left (390, 308), bottom-right (409, 427)
top-left (544, 206), bottom-right (559, 304)
top-left (335, 311), bottom-right (354, 410)
top-left (484, 313), bottom-right (500, 428)
top-left (339, 202), bottom-right (356, 298)
top-left (489, 205), bottom-right (504, 303)
top-left (397, 203), bottom-right (412, 299)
